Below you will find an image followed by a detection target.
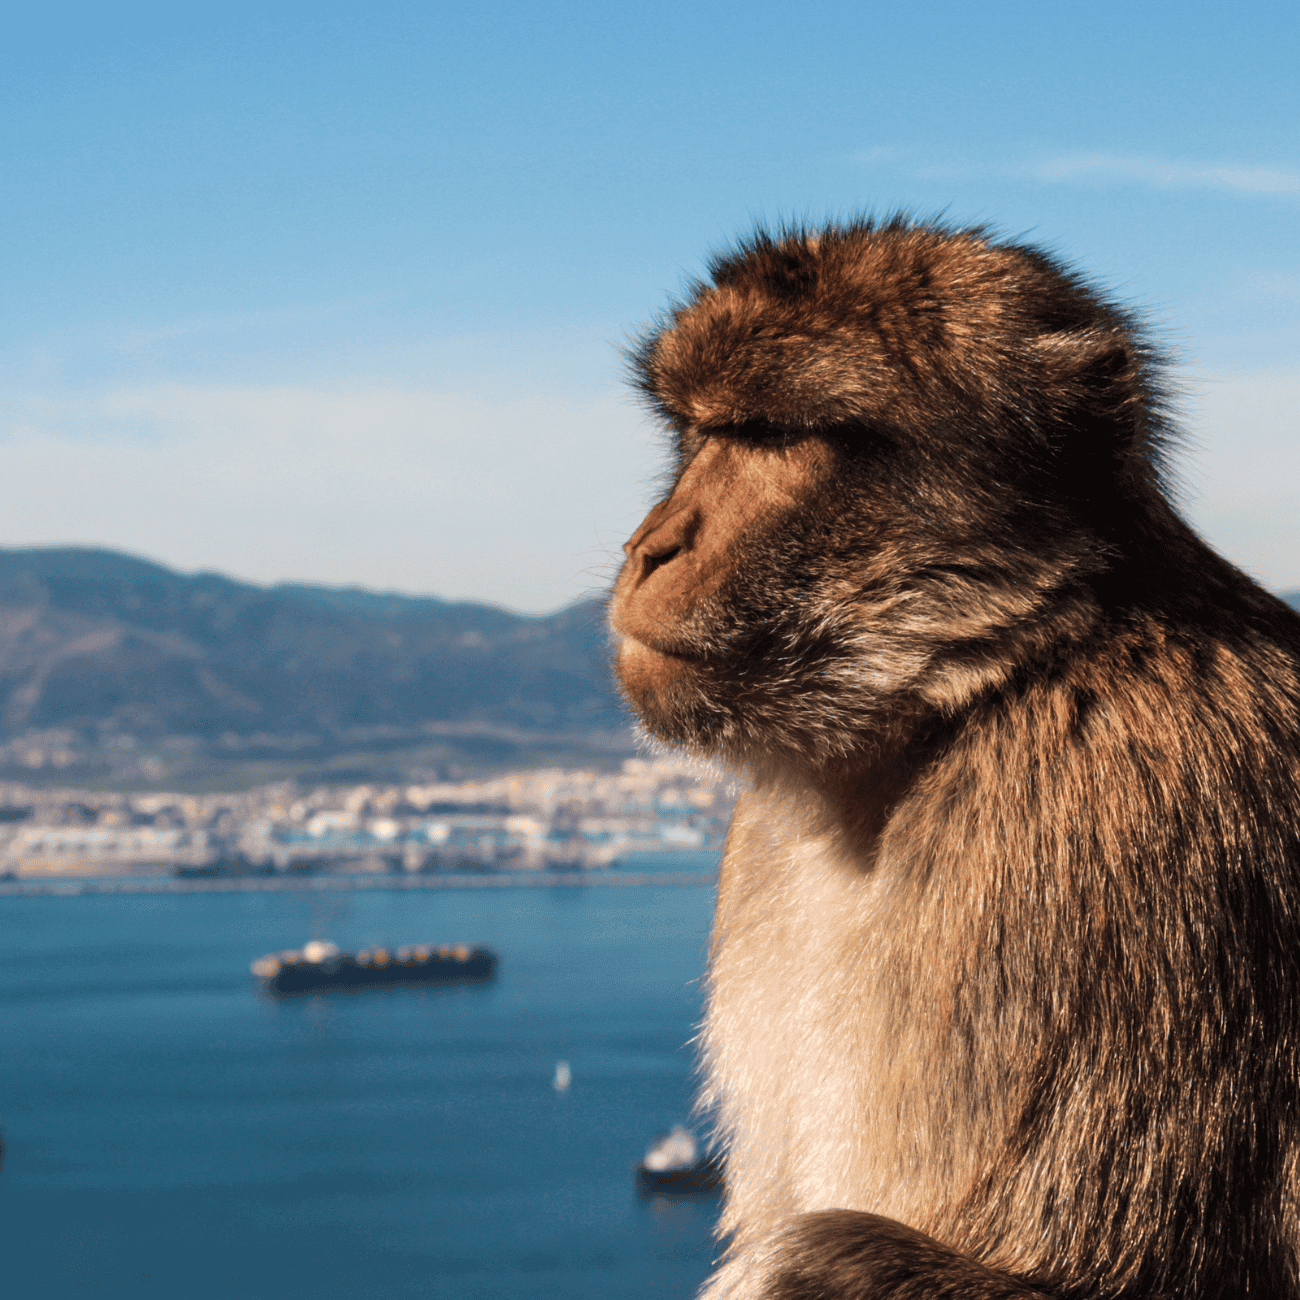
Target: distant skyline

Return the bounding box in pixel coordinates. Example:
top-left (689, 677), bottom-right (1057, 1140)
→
top-left (2, 0), bottom-right (1297, 610)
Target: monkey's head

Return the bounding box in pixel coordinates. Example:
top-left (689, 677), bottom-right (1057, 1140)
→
top-left (610, 220), bottom-right (1170, 770)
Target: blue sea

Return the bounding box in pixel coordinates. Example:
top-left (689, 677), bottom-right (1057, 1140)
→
top-left (0, 854), bottom-right (720, 1299)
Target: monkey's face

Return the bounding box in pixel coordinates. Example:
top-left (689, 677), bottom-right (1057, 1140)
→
top-left (610, 428), bottom-right (903, 765)
top-left (611, 416), bottom-right (1109, 769)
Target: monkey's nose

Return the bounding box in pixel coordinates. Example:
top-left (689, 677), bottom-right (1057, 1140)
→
top-left (623, 503), bottom-right (701, 563)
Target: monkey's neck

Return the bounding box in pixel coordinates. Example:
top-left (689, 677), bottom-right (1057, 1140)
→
top-left (738, 720), bottom-right (942, 862)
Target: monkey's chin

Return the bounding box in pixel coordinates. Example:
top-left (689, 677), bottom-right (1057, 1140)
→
top-left (615, 636), bottom-right (709, 727)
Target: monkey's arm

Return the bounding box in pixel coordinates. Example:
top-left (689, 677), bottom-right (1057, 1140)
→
top-left (762, 1212), bottom-right (1051, 1300)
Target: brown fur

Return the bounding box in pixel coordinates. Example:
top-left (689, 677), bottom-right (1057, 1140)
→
top-left (608, 219), bottom-right (1300, 1299)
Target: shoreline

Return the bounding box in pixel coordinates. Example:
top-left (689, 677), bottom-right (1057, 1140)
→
top-left (0, 868), bottom-right (718, 897)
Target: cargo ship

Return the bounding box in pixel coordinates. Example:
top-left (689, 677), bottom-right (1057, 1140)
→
top-left (251, 939), bottom-right (497, 993)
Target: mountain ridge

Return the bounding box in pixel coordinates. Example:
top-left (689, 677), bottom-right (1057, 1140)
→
top-left (0, 546), bottom-right (630, 786)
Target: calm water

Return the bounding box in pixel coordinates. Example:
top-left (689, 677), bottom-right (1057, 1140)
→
top-left (0, 854), bottom-right (720, 1299)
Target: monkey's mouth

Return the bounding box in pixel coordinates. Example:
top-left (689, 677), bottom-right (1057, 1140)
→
top-left (617, 634), bottom-right (706, 667)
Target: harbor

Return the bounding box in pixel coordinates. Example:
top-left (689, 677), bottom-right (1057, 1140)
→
top-left (0, 758), bottom-right (733, 880)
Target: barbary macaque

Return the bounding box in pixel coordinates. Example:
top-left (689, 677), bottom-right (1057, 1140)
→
top-left (610, 220), bottom-right (1300, 1299)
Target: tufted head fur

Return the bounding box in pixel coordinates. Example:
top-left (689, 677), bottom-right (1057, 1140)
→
top-left (635, 218), bottom-right (1167, 478)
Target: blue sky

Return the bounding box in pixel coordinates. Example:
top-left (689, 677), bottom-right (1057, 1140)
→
top-left (2, 0), bottom-right (1297, 610)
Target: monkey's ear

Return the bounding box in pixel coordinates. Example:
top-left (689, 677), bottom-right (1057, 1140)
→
top-left (1032, 328), bottom-right (1130, 385)
top-left (1031, 328), bottom-right (1144, 435)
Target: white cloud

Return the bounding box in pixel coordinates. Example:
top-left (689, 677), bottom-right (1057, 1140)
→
top-left (1239, 270), bottom-right (1300, 302)
top-left (1035, 156), bottom-right (1300, 196)
top-left (1175, 370), bottom-right (1300, 592)
top-left (0, 384), bottom-right (667, 612)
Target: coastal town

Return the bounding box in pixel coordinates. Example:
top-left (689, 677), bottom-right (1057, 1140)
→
top-left (0, 757), bottom-right (733, 879)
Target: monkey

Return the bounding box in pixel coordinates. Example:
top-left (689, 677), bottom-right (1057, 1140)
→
top-left (608, 218), bottom-right (1300, 1300)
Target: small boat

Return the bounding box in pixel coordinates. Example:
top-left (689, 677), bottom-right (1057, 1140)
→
top-left (635, 1126), bottom-right (723, 1194)
top-left (251, 939), bottom-right (497, 994)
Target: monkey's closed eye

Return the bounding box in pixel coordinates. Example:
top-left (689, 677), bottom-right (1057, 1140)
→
top-left (714, 419), bottom-right (800, 447)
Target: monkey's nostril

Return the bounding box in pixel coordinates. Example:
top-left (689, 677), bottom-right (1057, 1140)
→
top-left (642, 545), bottom-right (682, 578)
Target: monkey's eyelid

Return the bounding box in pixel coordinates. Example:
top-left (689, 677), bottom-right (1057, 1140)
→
top-left (703, 419), bottom-right (802, 447)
